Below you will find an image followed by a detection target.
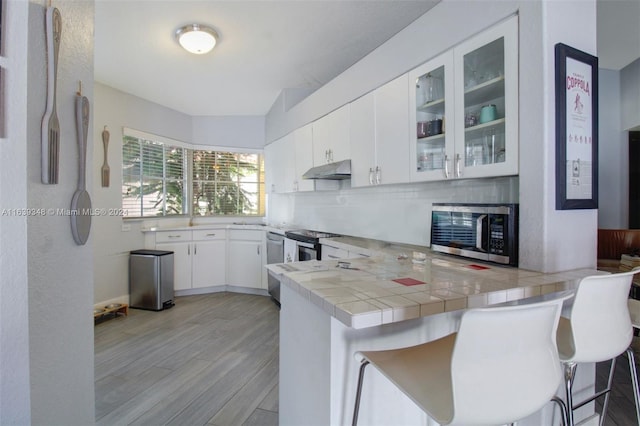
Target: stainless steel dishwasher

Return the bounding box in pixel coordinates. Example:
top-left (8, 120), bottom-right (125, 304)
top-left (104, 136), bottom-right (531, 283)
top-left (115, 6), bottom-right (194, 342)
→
top-left (266, 232), bottom-right (284, 305)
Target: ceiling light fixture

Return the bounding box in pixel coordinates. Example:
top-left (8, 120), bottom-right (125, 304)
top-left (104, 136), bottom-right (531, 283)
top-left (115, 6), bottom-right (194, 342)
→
top-left (175, 24), bottom-right (218, 55)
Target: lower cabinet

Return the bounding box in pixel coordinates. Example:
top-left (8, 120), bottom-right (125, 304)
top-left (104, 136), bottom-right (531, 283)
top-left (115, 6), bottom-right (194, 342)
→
top-left (228, 230), bottom-right (266, 289)
top-left (155, 229), bottom-right (227, 292)
top-left (191, 230), bottom-right (227, 289)
top-left (154, 228), bottom-right (265, 293)
top-left (156, 240), bottom-right (192, 291)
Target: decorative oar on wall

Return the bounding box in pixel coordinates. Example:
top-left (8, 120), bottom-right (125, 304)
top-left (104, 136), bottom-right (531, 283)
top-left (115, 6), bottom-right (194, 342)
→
top-left (101, 126), bottom-right (110, 187)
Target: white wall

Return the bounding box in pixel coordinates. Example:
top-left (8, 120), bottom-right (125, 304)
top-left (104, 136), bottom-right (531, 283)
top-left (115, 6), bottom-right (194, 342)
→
top-left (92, 83), bottom-right (192, 305)
top-left (621, 58), bottom-right (640, 131)
top-left (266, 0), bottom-right (599, 273)
top-left (598, 69), bottom-right (628, 228)
top-left (0, 0), bottom-right (96, 424)
top-left (92, 83), bottom-right (266, 304)
top-left (192, 115), bottom-right (265, 148)
top-left (0, 0), bottom-right (31, 423)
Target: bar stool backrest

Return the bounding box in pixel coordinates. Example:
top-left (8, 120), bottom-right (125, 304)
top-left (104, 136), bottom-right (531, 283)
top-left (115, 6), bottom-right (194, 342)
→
top-left (449, 296), bottom-right (568, 425)
top-left (565, 271), bottom-right (635, 363)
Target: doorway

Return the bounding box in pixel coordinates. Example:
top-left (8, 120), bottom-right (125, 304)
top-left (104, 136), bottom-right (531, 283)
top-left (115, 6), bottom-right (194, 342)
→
top-left (629, 131), bottom-right (640, 228)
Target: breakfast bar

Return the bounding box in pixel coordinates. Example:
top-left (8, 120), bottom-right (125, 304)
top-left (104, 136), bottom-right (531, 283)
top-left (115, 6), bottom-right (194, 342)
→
top-left (268, 248), bottom-right (602, 426)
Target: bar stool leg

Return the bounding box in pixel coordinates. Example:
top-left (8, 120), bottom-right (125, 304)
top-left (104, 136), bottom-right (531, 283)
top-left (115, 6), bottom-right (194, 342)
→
top-left (551, 396), bottom-right (568, 426)
top-left (599, 357), bottom-right (617, 426)
top-left (626, 347), bottom-right (640, 426)
top-left (564, 362), bottom-right (578, 426)
top-left (352, 360), bottom-right (370, 426)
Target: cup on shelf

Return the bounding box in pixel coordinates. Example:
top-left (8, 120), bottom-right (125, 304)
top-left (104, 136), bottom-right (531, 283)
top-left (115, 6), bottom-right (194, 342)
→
top-left (479, 104), bottom-right (497, 124)
top-left (465, 112), bottom-right (478, 128)
top-left (417, 121), bottom-right (429, 138)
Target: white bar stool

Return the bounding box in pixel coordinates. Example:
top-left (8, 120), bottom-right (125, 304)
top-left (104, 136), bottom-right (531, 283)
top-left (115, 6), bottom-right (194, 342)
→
top-left (556, 269), bottom-right (640, 426)
top-left (351, 294), bottom-right (571, 426)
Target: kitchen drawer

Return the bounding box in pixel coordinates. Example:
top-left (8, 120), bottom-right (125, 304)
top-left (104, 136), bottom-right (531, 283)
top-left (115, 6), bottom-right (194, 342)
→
top-left (229, 229), bottom-right (264, 241)
top-left (192, 229), bottom-right (227, 241)
top-left (155, 230), bottom-right (192, 243)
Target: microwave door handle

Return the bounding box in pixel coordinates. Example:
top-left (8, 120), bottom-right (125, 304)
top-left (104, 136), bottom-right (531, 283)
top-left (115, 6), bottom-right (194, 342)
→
top-left (476, 215), bottom-right (487, 252)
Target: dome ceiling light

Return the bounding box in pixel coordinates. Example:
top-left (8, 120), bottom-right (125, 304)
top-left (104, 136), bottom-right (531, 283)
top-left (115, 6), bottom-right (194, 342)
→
top-left (175, 24), bottom-right (218, 55)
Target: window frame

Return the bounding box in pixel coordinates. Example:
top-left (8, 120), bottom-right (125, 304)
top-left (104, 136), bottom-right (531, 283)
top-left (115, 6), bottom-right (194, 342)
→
top-left (122, 128), bottom-right (264, 219)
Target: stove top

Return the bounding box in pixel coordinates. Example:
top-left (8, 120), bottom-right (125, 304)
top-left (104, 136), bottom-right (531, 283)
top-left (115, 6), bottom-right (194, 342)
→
top-left (285, 229), bottom-right (341, 244)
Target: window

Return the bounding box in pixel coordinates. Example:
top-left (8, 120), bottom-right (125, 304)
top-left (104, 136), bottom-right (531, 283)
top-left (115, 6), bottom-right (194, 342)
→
top-left (122, 132), bottom-right (186, 217)
top-left (192, 150), bottom-right (264, 216)
top-left (122, 128), bottom-right (264, 218)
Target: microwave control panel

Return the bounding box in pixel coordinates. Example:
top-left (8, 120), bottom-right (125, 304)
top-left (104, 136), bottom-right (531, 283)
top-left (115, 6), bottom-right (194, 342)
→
top-left (488, 215), bottom-right (508, 255)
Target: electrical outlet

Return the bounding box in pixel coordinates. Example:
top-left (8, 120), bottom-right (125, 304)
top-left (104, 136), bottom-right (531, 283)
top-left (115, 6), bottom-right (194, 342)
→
top-left (121, 223), bottom-right (131, 232)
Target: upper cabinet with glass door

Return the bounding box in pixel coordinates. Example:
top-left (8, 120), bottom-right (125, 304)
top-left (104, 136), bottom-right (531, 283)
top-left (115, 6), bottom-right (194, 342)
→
top-left (409, 15), bottom-right (518, 182)
top-left (409, 52), bottom-right (454, 181)
top-left (453, 16), bottom-right (518, 179)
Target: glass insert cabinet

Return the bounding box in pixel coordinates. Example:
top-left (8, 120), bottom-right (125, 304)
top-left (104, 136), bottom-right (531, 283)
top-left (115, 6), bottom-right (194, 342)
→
top-left (409, 16), bottom-right (518, 182)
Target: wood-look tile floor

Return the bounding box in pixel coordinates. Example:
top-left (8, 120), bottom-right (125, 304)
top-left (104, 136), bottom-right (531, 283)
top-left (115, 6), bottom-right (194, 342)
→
top-left (96, 292), bottom-right (640, 425)
top-left (595, 336), bottom-right (640, 426)
top-left (95, 293), bottom-right (279, 426)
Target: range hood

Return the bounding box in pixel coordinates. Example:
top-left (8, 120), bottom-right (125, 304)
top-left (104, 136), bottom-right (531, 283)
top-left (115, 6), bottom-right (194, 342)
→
top-left (302, 159), bottom-right (351, 180)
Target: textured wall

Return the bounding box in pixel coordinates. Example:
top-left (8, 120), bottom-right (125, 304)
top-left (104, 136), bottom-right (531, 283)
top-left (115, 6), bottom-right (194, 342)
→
top-left (26, 1), bottom-right (96, 424)
top-left (0, 0), bottom-right (31, 423)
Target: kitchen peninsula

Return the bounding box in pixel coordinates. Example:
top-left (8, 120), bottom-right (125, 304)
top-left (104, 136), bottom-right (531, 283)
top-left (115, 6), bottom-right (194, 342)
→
top-left (267, 244), bottom-right (601, 426)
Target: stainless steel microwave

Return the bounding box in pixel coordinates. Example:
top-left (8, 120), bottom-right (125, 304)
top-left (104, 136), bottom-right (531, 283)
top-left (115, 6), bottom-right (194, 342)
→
top-left (430, 203), bottom-right (519, 266)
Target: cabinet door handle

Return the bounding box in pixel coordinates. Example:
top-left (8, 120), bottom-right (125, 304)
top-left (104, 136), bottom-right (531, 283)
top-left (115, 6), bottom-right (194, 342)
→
top-left (194, 244), bottom-right (197, 255)
top-left (455, 154), bottom-right (462, 178)
top-left (168, 234), bottom-right (181, 239)
top-left (188, 245), bottom-right (190, 255)
top-left (375, 166), bottom-right (381, 185)
top-left (257, 245), bottom-right (261, 255)
top-left (443, 155), bottom-right (450, 179)
top-left (206, 233), bottom-right (216, 237)
top-left (369, 167), bottom-right (374, 185)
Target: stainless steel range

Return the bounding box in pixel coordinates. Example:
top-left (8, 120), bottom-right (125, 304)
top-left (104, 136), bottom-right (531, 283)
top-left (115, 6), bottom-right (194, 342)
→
top-left (284, 230), bottom-right (341, 261)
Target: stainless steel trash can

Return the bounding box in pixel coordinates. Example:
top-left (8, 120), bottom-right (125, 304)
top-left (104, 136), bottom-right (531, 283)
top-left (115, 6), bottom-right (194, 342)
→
top-left (129, 249), bottom-right (174, 311)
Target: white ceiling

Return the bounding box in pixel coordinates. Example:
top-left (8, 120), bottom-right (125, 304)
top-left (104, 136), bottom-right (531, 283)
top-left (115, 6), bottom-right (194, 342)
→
top-left (95, 1), bottom-right (639, 117)
top-left (94, 0), bottom-right (438, 116)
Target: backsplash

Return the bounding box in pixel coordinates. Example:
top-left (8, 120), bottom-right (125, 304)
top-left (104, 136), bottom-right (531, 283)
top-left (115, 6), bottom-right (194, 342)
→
top-left (267, 176), bottom-right (519, 246)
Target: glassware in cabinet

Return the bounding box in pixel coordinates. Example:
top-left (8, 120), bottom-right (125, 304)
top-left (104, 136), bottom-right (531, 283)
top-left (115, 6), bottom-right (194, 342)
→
top-left (455, 15), bottom-right (518, 178)
top-left (409, 53), bottom-right (454, 182)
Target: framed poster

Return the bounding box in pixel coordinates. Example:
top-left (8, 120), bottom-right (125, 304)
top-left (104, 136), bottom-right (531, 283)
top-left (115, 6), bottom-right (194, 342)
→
top-left (555, 43), bottom-right (598, 210)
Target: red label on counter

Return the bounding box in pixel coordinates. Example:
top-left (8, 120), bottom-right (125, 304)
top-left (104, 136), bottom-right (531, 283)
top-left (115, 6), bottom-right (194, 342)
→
top-left (468, 264), bottom-right (490, 270)
top-left (393, 278), bottom-right (425, 286)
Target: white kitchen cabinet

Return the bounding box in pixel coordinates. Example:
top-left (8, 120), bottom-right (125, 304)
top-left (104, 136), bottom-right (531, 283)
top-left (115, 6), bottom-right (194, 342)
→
top-left (156, 241), bottom-right (192, 291)
top-left (191, 229), bottom-right (226, 289)
top-left (350, 75), bottom-right (410, 187)
top-left (155, 230), bottom-right (192, 291)
top-left (264, 134), bottom-right (295, 193)
top-left (312, 105), bottom-right (350, 166)
top-left (373, 74), bottom-right (410, 185)
top-left (409, 15), bottom-right (518, 182)
top-left (409, 51), bottom-right (454, 182)
top-left (349, 92), bottom-right (376, 187)
top-left (321, 244), bottom-right (349, 260)
top-left (155, 229), bottom-right (226, 291)
top-left (293, 124), bottom-right (315, 192)
top-left (227, 229), bottom-right (265, 289)
top-left (453, 15), bottom-right (518, 179)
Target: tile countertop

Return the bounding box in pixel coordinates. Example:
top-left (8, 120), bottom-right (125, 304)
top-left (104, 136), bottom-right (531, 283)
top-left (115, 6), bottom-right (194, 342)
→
top-left (266, 248), bottom-right (601, 329)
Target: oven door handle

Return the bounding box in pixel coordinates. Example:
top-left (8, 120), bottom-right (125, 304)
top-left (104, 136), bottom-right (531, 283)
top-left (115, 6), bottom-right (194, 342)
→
top-left (476, 215), bottom-right (488, 252)
top-left (296, 240), bottom-right (316, 249)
